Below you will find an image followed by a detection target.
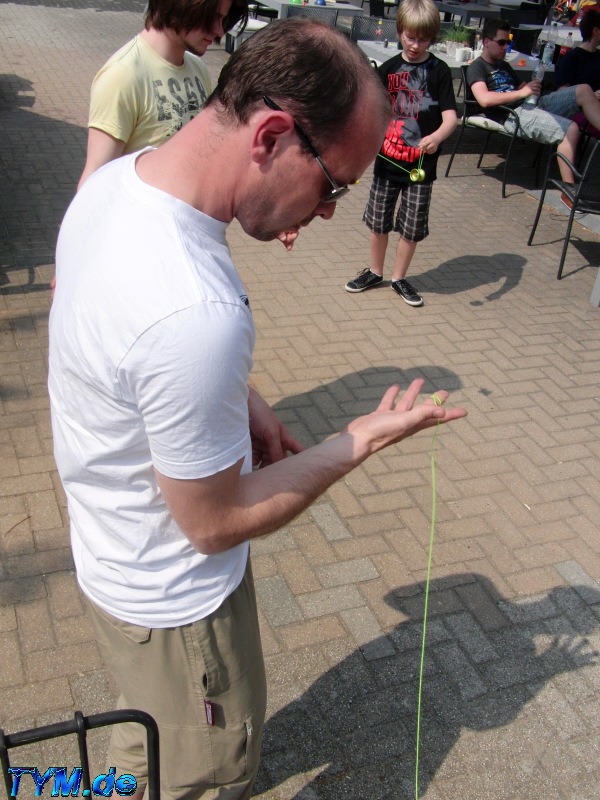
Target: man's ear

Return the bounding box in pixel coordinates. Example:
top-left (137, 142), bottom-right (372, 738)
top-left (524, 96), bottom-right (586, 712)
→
top-left (251, 112), bottom-right (296, 165)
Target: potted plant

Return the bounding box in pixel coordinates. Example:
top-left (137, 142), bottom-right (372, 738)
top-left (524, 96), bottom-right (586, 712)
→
top-left (440, 25), bottom-right (475, 58)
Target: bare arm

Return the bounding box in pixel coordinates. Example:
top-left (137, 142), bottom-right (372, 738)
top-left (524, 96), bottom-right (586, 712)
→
top-left (155, 380), bottom-right (467, 555)
top-left (470, 79), bottom-right (538, 108)
top-left (78, 128), bottom-right (126, 190)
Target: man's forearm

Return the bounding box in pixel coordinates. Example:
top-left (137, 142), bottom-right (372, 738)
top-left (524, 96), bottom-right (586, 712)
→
top-left (202, 430), bottom-right (365, 553)
top-left (157, 382), bottom-right (467, 555)
top-left (471, 84), bottom-right (526, 108)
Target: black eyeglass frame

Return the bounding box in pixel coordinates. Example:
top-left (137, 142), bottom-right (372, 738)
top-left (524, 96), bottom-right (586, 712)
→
top-left (492, 38), bottom-right (510, 46)
top-left (262, 95), bottom-right (350, 204)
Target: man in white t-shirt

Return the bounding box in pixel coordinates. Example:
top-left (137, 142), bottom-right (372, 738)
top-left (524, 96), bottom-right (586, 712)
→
top-left (78, 0), bottom-right (249, 189)
top-left (49, 18), bottom-right (466, 800)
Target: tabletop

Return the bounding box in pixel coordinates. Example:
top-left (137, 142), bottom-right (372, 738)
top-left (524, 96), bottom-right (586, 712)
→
top-left (536, 23), bottom-right (583, 43)
top-left (260, 0), bottom-right (366, 18)
top-left (357, 40), bottom-right (554, 75)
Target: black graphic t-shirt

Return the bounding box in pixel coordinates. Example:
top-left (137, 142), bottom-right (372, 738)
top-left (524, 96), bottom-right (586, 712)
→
top-left (466, 58), bottom-right (521, 124)
top-left (374, 52), bottom-right (457, 184)
top-left (555, 46), bottom-right (600, 91)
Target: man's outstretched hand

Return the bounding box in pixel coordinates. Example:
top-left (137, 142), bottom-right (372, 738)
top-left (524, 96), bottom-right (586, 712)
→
top-left (343, 379), bottom-right (467, 460)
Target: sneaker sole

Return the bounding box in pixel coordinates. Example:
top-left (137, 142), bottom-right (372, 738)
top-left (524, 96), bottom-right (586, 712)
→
top-left (344, 280), bottom-right (383, 293)
top-left (391, 284), bottom-right (423, 306)
top-left (399, 295), bottom-right (423, 306)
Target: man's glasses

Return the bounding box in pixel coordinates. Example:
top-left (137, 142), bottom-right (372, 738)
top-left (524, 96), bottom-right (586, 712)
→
top-left (263, 95), bottom-right (350, 204)
top-left (493, 38), bottom-right (510, 47)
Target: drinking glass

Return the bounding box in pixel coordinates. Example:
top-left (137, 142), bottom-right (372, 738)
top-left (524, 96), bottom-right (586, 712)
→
top-left (531, 37), bottom-right (541, 59)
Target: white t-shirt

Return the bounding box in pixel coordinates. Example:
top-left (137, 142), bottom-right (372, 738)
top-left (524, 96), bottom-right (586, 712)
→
top-left (49, 151), bottom-right (255, 627)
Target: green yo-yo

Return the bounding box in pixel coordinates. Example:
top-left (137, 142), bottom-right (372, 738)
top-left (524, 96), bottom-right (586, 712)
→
top-left (410, 168), bottom-right (425, 183)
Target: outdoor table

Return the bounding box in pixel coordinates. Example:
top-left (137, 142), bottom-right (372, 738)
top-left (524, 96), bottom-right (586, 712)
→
top-left (536, 22), bottom-right (583, 44)
top-left (357, 39), bottom-right (554, 78)
top-left (258, 0), bottom-right (366, 19)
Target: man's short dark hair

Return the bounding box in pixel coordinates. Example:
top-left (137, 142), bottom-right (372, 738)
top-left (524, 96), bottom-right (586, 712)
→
top-left (145, 0), bottom-right (248, 36)
top-left (208, 18), bottom-right (390, 153)
top-left (482, 18), bottom-right (511, 41)
top-left (579, 8), bottom-right (600, 42)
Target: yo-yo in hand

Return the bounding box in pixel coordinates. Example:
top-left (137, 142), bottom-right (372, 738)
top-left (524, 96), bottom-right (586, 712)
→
top-left (410, 168), bottom-right (425, 182)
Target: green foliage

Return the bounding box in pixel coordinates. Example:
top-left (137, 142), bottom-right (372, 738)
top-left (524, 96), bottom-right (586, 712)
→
top-left (440, 25), bottom-right (475, 44)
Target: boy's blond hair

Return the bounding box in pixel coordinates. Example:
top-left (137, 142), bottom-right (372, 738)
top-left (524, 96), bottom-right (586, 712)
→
top-left (396, 0), bottom-right (441, 41)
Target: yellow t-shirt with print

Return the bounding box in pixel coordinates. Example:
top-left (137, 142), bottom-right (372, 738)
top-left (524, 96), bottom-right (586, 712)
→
top-left (88, 35), bottom-right (212, 153)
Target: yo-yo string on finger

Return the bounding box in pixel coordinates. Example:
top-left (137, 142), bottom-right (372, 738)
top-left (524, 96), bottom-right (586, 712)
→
top-left (377, 152), bottom-right (426, 182)
top-left (414, 392), bottom-right (443, 800)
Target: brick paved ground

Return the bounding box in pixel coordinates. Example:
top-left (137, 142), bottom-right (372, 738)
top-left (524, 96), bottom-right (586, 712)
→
top-left (1, 3), bottom-right (599, 799)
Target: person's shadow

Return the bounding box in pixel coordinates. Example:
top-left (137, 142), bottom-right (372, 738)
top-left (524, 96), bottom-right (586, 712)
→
top-left (253, 573), bottom-right (599, 799)
top-left (416, 253), bottom-right (526, 305)
top-left (0, 73), bottom-right (86, 294)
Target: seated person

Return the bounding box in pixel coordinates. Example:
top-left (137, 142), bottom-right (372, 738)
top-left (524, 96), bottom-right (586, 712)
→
top-left (556, 8), bottom-right (600, 136)
top-left (466, 18), bottom-right (600, 197)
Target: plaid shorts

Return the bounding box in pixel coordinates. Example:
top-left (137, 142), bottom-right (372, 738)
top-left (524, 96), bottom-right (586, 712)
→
top-left (363, 175), bottom-right (433, 242)
top-left (506, 86), bottom-right (580, 144)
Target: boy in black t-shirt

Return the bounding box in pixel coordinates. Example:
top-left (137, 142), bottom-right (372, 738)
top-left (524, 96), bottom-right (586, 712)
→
top-left (345, 0), bottom-right (457, 306)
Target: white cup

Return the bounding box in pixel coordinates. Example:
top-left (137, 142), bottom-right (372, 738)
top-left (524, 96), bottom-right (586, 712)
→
top-left (455, 47), bottom-right (469, 62)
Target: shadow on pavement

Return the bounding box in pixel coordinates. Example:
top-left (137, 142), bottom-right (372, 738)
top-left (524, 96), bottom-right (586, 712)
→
top-left (255, 573), bottom-right (599, 799)
top-left (272, 366), bottom-right (463, 447)
top-left (0, 73), bottom-right (85, 291)
top-left (418, 252), bottom-right (526, 304)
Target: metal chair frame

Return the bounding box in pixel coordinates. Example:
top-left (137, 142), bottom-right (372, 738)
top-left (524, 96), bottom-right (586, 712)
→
top-left (497, 3), bottom-right (544, 26)
top-left (445, 64), bottom-right (553, 198)
top-left (528, 141), bottom-right (600, 278)
top-left (253, 2), bottom-right (278, 21)
top-left (350, 15), bottom-right (397, 42)
top-left (286, 5), bottom-right (338, 26)
top-left (511, 25), bottom-right (543, 55)
top-left (0, 710), bottom-right (160, 800)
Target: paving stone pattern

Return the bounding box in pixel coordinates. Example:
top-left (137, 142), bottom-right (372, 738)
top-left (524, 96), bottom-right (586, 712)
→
top-left (1, 3), bottom-right (599, 799)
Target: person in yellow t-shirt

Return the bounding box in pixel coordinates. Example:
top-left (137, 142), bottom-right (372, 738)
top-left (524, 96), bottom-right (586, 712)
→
top-left (78, 0), bottom-right (248, 189)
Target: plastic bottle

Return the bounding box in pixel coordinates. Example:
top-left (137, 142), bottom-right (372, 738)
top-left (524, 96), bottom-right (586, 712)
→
top-left (521, 62), bottom-right (545, 108)
top-left (375, 19), bottom-right (383, 39)
top-left (506, 33), bottom-right (513, 53)
top-left (559, 31), bottom-right (574, 58)
top-left (541, 24), bottom-right (558, 67)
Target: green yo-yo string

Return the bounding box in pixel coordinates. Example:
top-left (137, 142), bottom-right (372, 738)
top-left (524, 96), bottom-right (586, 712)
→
top-left (414, 393), bottom-right (442, 799)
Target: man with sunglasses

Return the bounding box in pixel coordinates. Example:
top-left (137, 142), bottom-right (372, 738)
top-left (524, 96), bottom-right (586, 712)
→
top-left (49, 18), bottom-right (467, 800)
top-left (467, 18), bottom-right (600, 189)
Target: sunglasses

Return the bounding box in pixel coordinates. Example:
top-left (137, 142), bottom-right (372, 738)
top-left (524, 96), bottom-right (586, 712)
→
top-left (262, 95), bottom-right (350, 204)
top-left (493, 38), bottom-right (510, 46)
